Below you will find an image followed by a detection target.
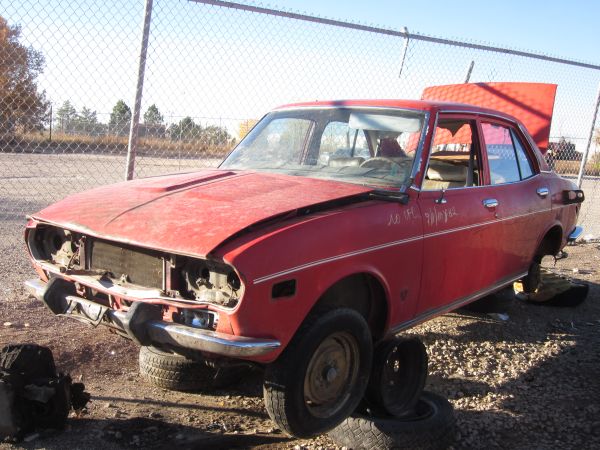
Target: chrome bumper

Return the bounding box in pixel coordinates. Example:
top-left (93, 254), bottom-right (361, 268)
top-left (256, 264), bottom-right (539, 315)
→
top-left (567, 226), bottom-right (583, 242)
top-left (24, 279), bottom-right (280, 358)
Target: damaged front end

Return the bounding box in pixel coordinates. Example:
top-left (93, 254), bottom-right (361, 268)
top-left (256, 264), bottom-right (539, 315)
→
top-left (24, 221), bottom-right (280, 358)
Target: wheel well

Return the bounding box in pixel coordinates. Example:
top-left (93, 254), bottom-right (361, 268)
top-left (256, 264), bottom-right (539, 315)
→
top-left (311, 273), bottom-right (387, 340)
top-left (535, 226), bottom-right (563, 261)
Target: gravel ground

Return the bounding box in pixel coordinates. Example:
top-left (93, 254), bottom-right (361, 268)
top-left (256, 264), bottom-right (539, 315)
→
top-left (0, 215), bottom-right (598, 449)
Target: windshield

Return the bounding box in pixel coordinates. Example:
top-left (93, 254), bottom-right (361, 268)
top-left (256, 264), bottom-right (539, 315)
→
top-left (220, 107), bottom-right (426, 189)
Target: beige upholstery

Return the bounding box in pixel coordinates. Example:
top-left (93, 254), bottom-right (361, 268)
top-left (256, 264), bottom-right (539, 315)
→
top-left (422, 162), bottom-right (468, 190)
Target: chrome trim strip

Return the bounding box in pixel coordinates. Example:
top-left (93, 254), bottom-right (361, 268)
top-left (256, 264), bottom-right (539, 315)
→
top-left (253, 235), bottom-right (423, 284)
top-left (274, 105), bottom-right (430, 114)
top-left (388, 271), bottom-right (528, 335)
top-left (420, 173), bottom-right (542, 191)
top-left (253, 208), bottom-right (551, 284)
top-left (568, 226), bottom-right (584, 242)
top-left (408, 111), bottom-right (431, 184)
top-left (441, 109), bottom-right (517, 123)
top-left (423, 208), bottom-right (548, 239)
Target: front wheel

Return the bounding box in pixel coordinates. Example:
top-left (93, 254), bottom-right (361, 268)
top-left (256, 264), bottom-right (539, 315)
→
top-left (263, 308), bottom-right (372, 438)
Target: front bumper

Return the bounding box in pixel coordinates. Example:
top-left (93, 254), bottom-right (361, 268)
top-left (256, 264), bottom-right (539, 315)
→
top-left (25, 278), bottom-right (280, 358)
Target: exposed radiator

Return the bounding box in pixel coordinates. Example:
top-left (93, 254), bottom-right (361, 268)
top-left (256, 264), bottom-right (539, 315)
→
top-left (91, 240), bottom-right (163, 289)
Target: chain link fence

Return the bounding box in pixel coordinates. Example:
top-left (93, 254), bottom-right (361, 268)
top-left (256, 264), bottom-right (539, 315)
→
top-left (1, 0), bottom-right (599, 234)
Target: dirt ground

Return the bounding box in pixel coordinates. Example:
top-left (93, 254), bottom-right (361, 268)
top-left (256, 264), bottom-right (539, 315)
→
top-left (0, 217), bottom-right (599, 449)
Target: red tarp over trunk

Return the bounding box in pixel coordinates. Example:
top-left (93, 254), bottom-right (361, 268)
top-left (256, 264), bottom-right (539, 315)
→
top-left (422, 82), bottom-right (557, 153)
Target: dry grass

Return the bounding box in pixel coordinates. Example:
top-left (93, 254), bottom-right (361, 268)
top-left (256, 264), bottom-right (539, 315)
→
top-left (6, 132), bottom-right (233, 159)
top-left (553, 159), bottom-right (600, 176)
top-left (4, 133), bottom-right (599, 175)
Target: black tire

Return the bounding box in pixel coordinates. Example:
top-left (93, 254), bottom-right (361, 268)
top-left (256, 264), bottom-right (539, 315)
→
top-left (521, 261), bottom-right (542, 293)
top-left (364, 337), bottom-right (428, 417)
top-left (263, 308), bottom-right (372, 438)
top-left (0, 344), bottom-right (57, 380)
top-left (328, 391), bottom-right (455, 450)
top-left (139, 346), bottom-right (214, 392)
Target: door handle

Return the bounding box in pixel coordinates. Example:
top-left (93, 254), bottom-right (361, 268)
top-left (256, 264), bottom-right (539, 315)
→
top-left (483, 198), bottom-right (499, 209)
top-left (536, 187), bottom-right (549, 198)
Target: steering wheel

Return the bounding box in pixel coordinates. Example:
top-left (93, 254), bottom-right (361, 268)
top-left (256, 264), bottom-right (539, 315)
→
top-left (359, 157), bottom-right (403, 172)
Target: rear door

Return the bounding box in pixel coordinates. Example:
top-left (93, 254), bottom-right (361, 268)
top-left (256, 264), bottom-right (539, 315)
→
top-left (478, 119), bottom-right (552, 277)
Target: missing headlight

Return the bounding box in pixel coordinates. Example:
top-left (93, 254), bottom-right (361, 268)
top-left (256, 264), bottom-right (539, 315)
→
top-left (179, 258), bottom-right (242, 308)
top-left (29, 226), bottom-right (80, 268)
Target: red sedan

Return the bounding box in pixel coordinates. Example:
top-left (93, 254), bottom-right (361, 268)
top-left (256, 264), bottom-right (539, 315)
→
top-left (24, 83), bottom-right (584, 437)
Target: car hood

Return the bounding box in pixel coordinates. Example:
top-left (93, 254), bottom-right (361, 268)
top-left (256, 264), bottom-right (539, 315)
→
top-left (32, 169), bottom-right (372, 258)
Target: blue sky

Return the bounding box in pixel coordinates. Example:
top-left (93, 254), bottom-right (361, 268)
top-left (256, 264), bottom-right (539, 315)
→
top-left (281, 0), bottom-right (599, 64)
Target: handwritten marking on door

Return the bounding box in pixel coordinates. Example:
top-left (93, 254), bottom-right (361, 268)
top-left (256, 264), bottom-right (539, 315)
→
top-left (388, 206), bottom-right (418, 226)
top-left (424, 206), bottom-right (458, 227)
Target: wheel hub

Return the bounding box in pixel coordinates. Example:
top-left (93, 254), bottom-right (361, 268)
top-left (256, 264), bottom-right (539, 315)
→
top-left (303, 331), bottom-right (360, 418)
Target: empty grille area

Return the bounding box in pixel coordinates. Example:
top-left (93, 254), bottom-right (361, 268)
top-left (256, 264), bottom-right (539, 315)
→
top-left (91, 240), bottom-right (163, 289)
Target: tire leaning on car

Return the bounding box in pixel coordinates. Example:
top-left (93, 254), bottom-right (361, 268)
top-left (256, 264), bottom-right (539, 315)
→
top-left (263, 308), bottom-right (373, 438)
top-left (328, 391), bottom-right (456, 450)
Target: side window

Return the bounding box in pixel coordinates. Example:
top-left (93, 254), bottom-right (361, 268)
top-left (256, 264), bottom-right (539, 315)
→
top-left (481, 123), bottom-right (535, 184)
top-left (481, 123), bottom-right (521, 185)
top-left (318, 121), bottom-right (370, 164)
top-left (511, 129), bottom-right (534, 179)
top-left (422, 119), bottom-right (480, 190)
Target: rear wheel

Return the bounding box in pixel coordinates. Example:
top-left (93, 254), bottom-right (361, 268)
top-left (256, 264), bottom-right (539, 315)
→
top-left (263, 308), bottom-right (372, 438)
top-left (521, 261), bottom-right (542, 293)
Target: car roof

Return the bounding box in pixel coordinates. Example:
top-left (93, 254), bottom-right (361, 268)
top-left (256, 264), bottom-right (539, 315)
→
top-left (275, 99), bottom-right (519, 122)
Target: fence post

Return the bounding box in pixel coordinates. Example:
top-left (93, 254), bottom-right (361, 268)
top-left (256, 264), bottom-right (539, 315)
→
top-left (48, 104), bottom-right (53, 142)
top-left (464, 60), bottom-right (474, 83)
top-left (125, 0), bottom-right (153, 181)
top-left (577, 82), bottom-right (600, 188)
top-left (398, 27), bottom-right (409, 77)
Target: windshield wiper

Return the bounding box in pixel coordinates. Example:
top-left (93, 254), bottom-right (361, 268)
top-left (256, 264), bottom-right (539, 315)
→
top-left (367, 190), bottom-right (409, 204)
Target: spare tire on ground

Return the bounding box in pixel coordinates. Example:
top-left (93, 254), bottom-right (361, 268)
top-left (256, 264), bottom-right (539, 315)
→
top-left (363, 337), bottom-right (428, 417)
top-left (139, 346), bottom-right (215, 392)
top-left (139, 346), bottom-right (257, 392)
top-left (328, 391), bottom-right (455, 450)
